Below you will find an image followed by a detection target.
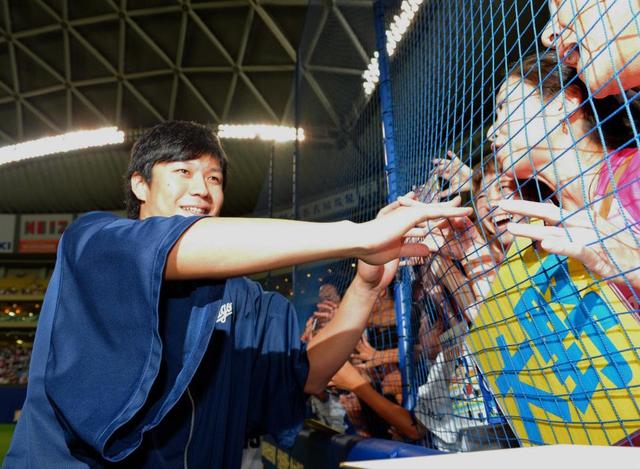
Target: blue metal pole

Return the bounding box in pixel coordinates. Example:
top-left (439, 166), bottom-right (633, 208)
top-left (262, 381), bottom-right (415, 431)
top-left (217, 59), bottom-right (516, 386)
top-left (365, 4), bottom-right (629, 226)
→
top-left (292, 45), bottom-right (301, 300)
top-left (373, 0), bottom-right (416, 411)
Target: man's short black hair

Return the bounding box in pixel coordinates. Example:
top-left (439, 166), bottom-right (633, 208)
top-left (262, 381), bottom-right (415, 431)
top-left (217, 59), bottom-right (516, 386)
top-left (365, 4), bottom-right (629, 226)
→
top-left (125, 121), bottom-right (229, 219)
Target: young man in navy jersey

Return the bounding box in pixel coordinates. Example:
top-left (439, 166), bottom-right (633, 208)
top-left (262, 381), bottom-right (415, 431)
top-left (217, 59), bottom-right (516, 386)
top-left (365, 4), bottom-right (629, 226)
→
top-left (5, 121), bottom-right (470, 468)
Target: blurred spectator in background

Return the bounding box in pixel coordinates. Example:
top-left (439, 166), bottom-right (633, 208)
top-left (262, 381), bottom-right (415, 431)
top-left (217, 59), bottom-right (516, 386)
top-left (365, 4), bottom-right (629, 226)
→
top-left (300, 275), bottom-right (344, 343)
top-left (301, 279), bottom-right (347, 433)
top-left (329, 360), bottom-right (425, 441)
top-left (541, 0), bottom-right (640, 98)
top-left (352, 290), bottom-right (399, 384)
top-left (303, 280), bottom-right (425, 441)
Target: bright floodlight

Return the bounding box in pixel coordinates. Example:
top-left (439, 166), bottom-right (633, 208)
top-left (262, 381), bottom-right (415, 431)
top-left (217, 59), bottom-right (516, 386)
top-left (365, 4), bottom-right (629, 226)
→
top-left (0, 127), bottom-right (125, 166)
top-left (362, 0), bottom-right (424, 96)
top-left (218, 124), bottom-right (305, 142)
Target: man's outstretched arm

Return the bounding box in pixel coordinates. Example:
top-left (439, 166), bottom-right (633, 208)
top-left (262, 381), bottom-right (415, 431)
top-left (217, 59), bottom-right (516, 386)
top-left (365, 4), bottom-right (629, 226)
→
top-left (165, 196), bottom-right (471, 280)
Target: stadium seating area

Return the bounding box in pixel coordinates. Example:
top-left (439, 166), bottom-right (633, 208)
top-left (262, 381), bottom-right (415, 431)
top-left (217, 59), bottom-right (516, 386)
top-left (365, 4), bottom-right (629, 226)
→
top-left (0, 344), bottom-right (31, 386)
top-left (0, 271), bottom-right (49, 299)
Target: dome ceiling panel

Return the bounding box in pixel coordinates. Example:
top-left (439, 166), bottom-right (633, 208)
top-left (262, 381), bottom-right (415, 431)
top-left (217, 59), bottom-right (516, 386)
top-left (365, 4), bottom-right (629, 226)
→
top-left (73, 22), bottom-right (120, 67)
top-left (127, 0), bottom-right (177, 10)
top-left (246, 71), bottom-right (293, 122)
top-left (191, 6), bottom-right (250, 61)
top-left (0, 44), bottom-right (12, 95)
top-left (180, 74), bottom-right (232, 122)
top-left (226, 78), bottom-right (275, 123)
top-left (123, 23), bottom-right (168, 74)
top-left (74, 83), bottom-right (118, 126)
top-left (69, 92), bottom-right (108, 131)
top-left (297, 75), bottom-right (339, 130)
top-left (18, 30), bottom-right (66, 77)
top-left (260, 5), bottom-right (306, 51)
top-left (310, 9), bottom-right (367, 69)
top-left (26, 91), bottom-right (67, 131)
top-left (310, 70), bottom-right (362, 124)
top-left (0, 0), bottom-right (378, 215)
top-left (21, 100), bottom-right (58, 140)
top-left (181, 16), bottom-right (232, 68)
top-left (13, 37), bottom-right (63, 91)
top-left (337, 5), bottom-right (376, 57)
top-left (243, 13), bottom-right (293, 66)
top-left (132, 12), bottom-right (183, 64)
top-left (119, 86), bottom-right (163, 130)
top-left (68, 33), bottom-right (115, 82)
top-left (67, 0), bottom-right (114, 20)
top-left (8, 1), bottom-right (52, 32)
top-left (129, 74), bottom-right (176, 122)
top-left (172, 78), bottom-right (219, 125)
top-left (0, 103), bottom-right (18, 139)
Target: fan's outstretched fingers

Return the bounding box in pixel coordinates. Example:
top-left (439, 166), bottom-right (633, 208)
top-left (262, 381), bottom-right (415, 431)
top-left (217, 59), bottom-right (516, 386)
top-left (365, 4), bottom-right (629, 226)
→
top-left (539, 238), bottom-right (586, 258)
top-left (499, 199), bottom-right (564, 224)
top-left (507, 222), bottom-right (567, 241)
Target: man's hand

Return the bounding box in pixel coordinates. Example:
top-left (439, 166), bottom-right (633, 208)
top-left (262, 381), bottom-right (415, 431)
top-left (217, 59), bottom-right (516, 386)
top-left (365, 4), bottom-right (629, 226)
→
top-left (357, 195), bottom-right (472, 267)
top-left (500, 199), bottom-right (640, 289)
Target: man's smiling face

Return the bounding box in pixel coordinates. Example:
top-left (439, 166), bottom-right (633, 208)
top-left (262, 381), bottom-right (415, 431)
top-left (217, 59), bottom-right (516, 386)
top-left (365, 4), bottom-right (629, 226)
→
top-left (133, 154), bottom-right (224, 219)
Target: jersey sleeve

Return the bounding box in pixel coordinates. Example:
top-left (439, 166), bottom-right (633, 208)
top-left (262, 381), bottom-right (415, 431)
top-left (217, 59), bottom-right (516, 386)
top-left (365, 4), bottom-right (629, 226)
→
top-left (43, 212), bottom-right (204, 461)
top-left (245, 288), bottom-right (310, 447)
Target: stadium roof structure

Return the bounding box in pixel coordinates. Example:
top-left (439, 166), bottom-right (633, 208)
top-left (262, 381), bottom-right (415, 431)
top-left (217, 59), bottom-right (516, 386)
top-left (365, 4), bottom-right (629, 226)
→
top-left (0, 0), bottom-right (376, 216)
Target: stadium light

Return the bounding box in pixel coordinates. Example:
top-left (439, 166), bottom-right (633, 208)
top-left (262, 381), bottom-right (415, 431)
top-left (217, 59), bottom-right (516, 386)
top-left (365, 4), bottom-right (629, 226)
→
top-left (362, 0), bottom-right (424, 96)
top-left (217, 124), bottom-right (305, 142)
top-left (0, 127), bottom-right (125, 166)
top-left (0, 124), bottom-right (304, 168)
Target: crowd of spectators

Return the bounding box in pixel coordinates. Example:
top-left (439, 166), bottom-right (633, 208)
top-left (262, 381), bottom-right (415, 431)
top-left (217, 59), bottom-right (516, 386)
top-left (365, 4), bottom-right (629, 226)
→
top-left (303, 0), bottom-right (640, 450)
top-left (0, 283), bottom-right (47, 297)
top-left (406, 0), bottom-right (640, 449)
top-left (0, 343), bottom-right (31, 385)
top-left (0, 271), bottom-right (49, 298)
top-left (301, 280), bottom-right (426, 442)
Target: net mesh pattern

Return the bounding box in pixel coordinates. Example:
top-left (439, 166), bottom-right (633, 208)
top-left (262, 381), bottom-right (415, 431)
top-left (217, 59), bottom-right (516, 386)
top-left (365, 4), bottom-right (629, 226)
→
top-left (271, 0), bottom-right (640, 451)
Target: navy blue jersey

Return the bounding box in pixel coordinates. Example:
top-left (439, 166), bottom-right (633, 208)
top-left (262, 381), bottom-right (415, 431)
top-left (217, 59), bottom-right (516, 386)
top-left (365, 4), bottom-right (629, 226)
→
top-left (4, 212), bottom-right (309, 468)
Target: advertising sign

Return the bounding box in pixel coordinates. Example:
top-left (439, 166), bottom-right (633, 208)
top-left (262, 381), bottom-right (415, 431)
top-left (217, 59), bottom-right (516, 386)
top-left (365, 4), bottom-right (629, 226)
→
top-left (18, 214), bottom-right (73, 253)
top-left (0, 214), bottom-right (16, 253)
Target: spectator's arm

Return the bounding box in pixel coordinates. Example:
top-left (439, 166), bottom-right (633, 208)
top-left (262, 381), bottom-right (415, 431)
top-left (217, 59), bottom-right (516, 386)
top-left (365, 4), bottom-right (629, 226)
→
top-left (330, 362), bottom-right (425, 441)
top-left (352, 336), bottom-right (399, 369)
